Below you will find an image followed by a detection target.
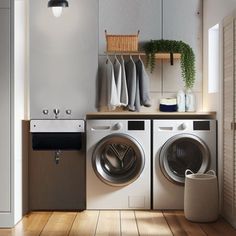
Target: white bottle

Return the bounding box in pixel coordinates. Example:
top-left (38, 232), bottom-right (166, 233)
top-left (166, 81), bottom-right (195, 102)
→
top-left (185, 89), bottom-right (195, 112)
top-left (177, 90), bottom-right (185, 112)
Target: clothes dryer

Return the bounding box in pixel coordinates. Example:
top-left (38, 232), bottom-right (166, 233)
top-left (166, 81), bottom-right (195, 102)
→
top-left (153, 119), bottom-right (216, 209)
top-left (86, 119), bottom-right (151, 209)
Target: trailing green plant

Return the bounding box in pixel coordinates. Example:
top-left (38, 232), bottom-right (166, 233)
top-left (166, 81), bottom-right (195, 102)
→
top-left (143, 40), bottom-right (196, 89)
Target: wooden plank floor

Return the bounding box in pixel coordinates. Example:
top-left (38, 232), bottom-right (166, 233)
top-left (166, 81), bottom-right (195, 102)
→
top-left (0, 211), bottom-right (236, 236)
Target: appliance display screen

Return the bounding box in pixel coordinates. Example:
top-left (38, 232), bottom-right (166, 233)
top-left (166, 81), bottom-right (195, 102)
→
top-left (128, 121), bottom-right (145, 130)
top-left (193, 121), bottom-right (210, 130)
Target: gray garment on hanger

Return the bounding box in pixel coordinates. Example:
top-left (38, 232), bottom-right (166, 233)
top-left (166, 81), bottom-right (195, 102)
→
top-left (125, 57), bottom-right (136, 111)
top-left (98, 61), bottom-right (107, 110)
top-left (113, 57), bottom-right (122, 106)
top-left (99, 58), bottom-right (119, 111)
top-left (107, 58), bottom-right (119, 110)
top-left (135, 66), bottom-right (141, 112)
top-left (120, 56), bottom-right (128, 106)
top-left (136, 58), bottom-right (152, 107)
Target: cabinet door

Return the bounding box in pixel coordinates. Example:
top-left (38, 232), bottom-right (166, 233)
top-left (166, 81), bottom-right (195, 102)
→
top-left (0, 9), bottom-right (10, 212)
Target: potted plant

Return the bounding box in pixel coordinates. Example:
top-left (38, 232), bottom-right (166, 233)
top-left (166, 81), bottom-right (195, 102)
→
top-left (143, 39), bottom-right (196, 89)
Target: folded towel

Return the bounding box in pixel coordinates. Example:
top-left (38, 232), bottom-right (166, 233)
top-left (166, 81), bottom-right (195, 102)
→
top-left (160, 98), bottom-right (177, 105)
top-left (160, 104), bottom-right (177, 112)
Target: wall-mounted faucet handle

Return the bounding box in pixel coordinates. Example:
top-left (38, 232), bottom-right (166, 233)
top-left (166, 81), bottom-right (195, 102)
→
top-left (53, 109), bottom-right (60, 119)
top-left (43, 109), bottom-right (49, 115)
top-left (66, 109), bottom-right (72, 115)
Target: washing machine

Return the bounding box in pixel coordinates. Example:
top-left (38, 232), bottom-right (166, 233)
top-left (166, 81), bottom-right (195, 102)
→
top-left (153, 119), bottom-right (217, 210)
top-left (86, 119), bottom-right (151, 209)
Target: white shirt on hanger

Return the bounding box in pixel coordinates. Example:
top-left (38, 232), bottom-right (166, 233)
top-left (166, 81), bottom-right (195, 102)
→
top-left (106, 57), bottom-right (119, 110)
top-left (120, 56), bottom-right (129, 106)
top-left (113, 56), bottom-right (122, 106)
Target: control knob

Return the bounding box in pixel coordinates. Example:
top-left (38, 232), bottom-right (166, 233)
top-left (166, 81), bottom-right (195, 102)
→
top-left (113, 122), bottom-right (122, 130)
top-left (178, 123), bottom-right (188, 130)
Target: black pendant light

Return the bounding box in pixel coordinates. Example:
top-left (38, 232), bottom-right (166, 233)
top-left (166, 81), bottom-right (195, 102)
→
top-left (48, 0), bottom-right (69, 8)
top-left (48, 0), bottom-right (69, 17)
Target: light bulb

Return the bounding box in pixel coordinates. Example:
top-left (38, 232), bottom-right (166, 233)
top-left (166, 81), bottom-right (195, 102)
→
top-left (52, 7), bottom-right (63, 17)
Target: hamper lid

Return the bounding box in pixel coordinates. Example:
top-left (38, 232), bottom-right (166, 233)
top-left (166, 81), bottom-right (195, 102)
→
top-left (185, 169), bottom-right (216, 180)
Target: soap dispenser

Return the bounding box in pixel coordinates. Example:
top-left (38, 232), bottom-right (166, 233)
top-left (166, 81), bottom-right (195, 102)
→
top-left (185, 89), bottom-right (195, 112)
top-left (177, 90), bottom-right (185, 112)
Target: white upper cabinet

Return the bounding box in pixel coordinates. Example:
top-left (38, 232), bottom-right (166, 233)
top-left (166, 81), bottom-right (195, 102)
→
top-left (0, 0), bottom-right (10, 8)
top-left (0, 8), bottom-right (10, 212)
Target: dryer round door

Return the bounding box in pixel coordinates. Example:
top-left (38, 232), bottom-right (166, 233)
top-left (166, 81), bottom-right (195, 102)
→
top-left (92, 133), bottom-right (145, 187)
top-left (159, 133), bottom-right (210, 184)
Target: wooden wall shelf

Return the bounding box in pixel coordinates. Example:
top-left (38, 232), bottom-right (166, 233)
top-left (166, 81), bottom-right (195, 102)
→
top-left (86, 112), bottom-right (216, 120)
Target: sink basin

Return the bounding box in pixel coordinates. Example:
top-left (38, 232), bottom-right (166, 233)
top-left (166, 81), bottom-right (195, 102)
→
top-left (30, 119), bottom-right (85, 151)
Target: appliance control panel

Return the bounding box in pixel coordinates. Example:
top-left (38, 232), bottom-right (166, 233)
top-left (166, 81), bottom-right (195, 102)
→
top-left (128, 121), bottom-right (145, 130)
top-left (193, 121), bottom-right (210, 130)
top-left (112, 122), bottom-right (123, 130)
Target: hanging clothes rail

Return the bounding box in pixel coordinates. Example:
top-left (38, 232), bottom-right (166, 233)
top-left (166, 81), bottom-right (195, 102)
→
top-left (104, 52), bottom-right (181, 66)
top-left (104, 51), bottom-right (181, 59)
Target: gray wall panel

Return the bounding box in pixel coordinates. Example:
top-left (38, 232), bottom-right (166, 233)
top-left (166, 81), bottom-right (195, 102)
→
top-left (30, 0), bottom-right (98, 119)
top-left (98, 0), bottom-right (203, 111)
top-left (0, 9), bottom-right (10, 212)
top-left (0, 0), bottom-right (10, 9)
top-left (99, 0), bottom-right (162, 53)
top-left (29, 0), bottom-right (98, 210)
top-left (162, 0), bottom-right (203, 93)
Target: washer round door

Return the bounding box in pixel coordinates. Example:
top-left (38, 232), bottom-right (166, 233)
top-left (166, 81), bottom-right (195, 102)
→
top-left (159, 133), bottom-right (210, 184)
top-left (92, 133), bottom-right (145, 186)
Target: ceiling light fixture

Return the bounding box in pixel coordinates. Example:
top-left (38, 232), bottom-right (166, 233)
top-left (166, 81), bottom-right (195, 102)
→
top-left (48, 0), bottom-right (69, 18)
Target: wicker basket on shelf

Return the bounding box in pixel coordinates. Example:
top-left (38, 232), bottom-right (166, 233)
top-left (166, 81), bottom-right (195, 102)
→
top-left (105, 30), bottom-right (140, 52)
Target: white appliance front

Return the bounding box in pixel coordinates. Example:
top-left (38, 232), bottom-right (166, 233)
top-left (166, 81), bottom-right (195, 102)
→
top-left (153, 119), bottom-right (217, 210)
top-left (86, 119), bottom-right (151, 209)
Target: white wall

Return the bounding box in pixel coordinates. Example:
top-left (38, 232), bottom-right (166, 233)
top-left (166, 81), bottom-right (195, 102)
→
top-left (0, 0), bottom-right (27, 227)
top-left (203, 0), bottom-right (236, 111)
top-left (162, 0), bottom-right (203, 102)
top-left (30, 0), bottom-right (202, 114)
top-left (0, 3), bottom-right (12, 227)
top-left (28, 0), bottom-right (98, 211)
top-left (203, 0), bottom-right (236, 213)
top-left (98, 0), bottom-right (203, 112)
top-left (29, 0), bottom-right (98, 119)
top-left (14, 0), bottom-right (27, 225)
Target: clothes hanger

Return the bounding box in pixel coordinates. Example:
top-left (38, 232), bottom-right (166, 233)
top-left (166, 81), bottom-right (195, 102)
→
top-left (130, 54), bottom-right (133, 62)
top-left (106, 53), bottom-right (109, 64)
top-left (114, 53), bottom-right (118, 64)
top-left (138, 53), bottom-right (141, 61)
top-left (120, 53), bottom-right (124, 61)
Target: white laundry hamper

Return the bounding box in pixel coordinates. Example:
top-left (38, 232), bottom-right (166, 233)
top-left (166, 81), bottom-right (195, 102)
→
top-left (184, 169), bottom-right (219, 222)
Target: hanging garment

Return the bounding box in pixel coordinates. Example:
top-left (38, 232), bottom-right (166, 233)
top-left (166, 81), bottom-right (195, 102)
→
top-left (98, 60), bottom-right (107, 110)
top-left (136, 58), bottom-right (152, 107)
top-left (125, 56), bottom-right (137, 111)
top-left (135, 63), bottom-right (141, 112)
top-left (120, 56), bottom-right (129, 106)
top-left (105, 58), bottom-right (119, 110)
top-left (113, 56), bottom-right (122, 106)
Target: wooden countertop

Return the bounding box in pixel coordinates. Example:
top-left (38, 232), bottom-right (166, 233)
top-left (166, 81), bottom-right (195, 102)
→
top-left (86, 112), bottom-right (216, 119)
